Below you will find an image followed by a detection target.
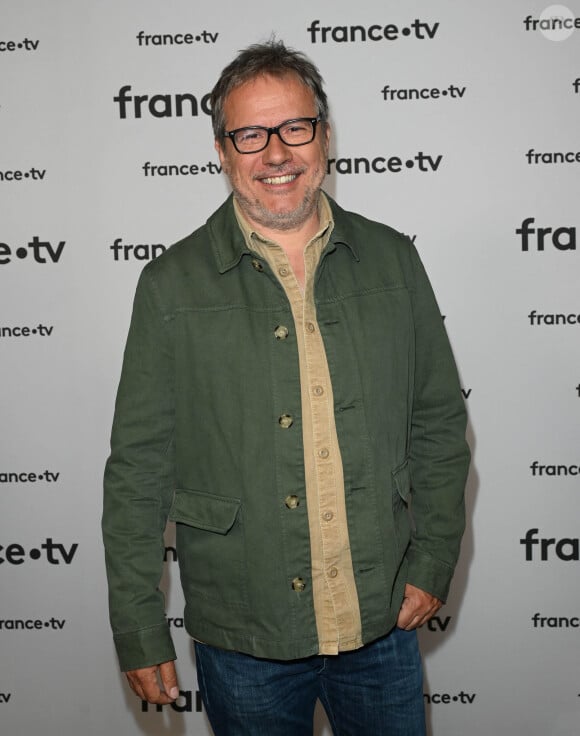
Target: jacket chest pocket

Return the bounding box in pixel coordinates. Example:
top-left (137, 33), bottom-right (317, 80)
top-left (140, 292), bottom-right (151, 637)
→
top-left (169, 488), bottom-right (248, 609)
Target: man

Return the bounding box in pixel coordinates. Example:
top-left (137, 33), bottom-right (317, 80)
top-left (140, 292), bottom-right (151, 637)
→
top-left (103, 40), bottom-right (470, 735)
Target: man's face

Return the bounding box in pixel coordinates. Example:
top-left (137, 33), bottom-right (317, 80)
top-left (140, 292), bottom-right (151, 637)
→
top-left (215, 73), bottom-right (330, 234)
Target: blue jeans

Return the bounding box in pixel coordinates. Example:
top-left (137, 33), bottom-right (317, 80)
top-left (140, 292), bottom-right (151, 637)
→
top-left (194, 628), bottom-right (426, 736)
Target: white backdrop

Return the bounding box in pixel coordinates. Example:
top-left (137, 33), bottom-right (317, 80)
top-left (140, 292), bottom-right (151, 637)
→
top-left (1, 1), bottom-right (579, 734)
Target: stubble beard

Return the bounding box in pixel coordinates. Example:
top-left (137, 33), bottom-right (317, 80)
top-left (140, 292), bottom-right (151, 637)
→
top-left (227, 157), bottom-right (328, 233)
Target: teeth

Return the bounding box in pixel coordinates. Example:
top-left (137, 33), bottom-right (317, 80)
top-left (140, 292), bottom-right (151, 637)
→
top-left (262, 174), bottom-right (297, 184)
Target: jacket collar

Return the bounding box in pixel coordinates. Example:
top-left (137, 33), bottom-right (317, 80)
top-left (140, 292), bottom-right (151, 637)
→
top-left (325, 195), bottom-right (360, 262)
top-left (207, 192), bottom-right (359, 274)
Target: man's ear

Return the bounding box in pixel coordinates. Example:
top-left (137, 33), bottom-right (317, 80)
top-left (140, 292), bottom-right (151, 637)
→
top-left (323, 121), bottom-right (331, 151)
top-left (215, 138), bottom-right (226, 166)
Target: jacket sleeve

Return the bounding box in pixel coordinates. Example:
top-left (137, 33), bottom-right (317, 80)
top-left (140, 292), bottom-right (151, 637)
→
top-left (405, 242), bottom-right (470, 602)
top-left (102, 265), bottom-right (176, 671)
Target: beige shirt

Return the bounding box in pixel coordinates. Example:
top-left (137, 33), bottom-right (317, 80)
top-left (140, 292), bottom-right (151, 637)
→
top-left (234, 194), bottom-right (363, 654)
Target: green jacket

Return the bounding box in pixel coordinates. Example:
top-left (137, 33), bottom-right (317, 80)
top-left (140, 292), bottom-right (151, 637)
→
top-left (103, 194), bottom-right (470, 671)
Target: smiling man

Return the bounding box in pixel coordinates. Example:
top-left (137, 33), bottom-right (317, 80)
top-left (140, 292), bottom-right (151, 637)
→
top-left (215, 74), bottom-right (328, 244)
top-left (103, 40), bottom-right (470, 736)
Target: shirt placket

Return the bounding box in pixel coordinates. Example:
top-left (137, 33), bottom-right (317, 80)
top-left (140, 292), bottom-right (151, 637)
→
top-left (240, 200), bottom-right (362, 654)
top-left (300, 246), bottom-right (361, 653)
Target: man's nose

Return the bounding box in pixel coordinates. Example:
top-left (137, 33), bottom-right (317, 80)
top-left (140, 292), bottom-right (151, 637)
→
top-left (261, 132), bottom-right (292, 165)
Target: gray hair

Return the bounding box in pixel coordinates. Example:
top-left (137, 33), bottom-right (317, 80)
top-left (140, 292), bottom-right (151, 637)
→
top-left (210, 39), bottom-right (329, 139)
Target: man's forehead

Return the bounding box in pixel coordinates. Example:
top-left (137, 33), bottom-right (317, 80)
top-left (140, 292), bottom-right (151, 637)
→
top-left (225, 72), bottom-right (313, 105)
top-left (221, 72), bottom-right (317, 130)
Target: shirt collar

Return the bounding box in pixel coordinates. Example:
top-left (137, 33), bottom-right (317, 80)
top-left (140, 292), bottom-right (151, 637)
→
top-left (207, 192), bottom-right (359, 274)
top-left (232, 192), bottom-right (334, 252)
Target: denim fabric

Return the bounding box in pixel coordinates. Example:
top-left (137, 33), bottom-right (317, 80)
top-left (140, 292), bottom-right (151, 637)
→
top-left (194, 628), bottom-right (426, 736)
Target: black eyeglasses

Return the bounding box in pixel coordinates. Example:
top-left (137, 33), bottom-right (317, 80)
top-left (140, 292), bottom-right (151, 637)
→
top-left (223, 117), bottom-right (321, 154)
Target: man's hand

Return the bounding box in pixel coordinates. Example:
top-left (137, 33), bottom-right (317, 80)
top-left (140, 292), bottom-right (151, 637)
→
top-left (125, 660), bottom-right (179, 704)
top-left (396, 583), bottom-right (442, 630)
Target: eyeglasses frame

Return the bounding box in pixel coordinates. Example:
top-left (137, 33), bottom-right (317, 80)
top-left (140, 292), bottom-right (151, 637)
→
top-left (223, 116), bottom-right (322, 154)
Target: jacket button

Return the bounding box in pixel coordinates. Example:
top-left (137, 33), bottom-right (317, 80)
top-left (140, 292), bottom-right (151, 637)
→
top-left (274, 325), bottom-right (289, 340)
top-left (285, 495), bottom-right (300, 509)
top-left (322, 510), bottom-right (333, 521)
top-left (278, 414), bottom-right (293, 429)
top-left (278, 266), bottom-right (289, 277)
top-left (312, 385), bottom-right (324, 397)
top-left (306, 322), bottom-right (315, 333)
top-left (251, 258), bottom-right (263, 271)
top-left (329, 567), bottom-right (338, 579)
top-left (292, 577), bottom-right (306, 592)
top-left (318, 447), bottom-right (330, 459)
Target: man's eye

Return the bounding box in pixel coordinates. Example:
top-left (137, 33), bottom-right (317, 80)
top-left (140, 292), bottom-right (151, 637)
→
top-left (238, 129), bottom-right (264, 143)
top-left (284, 123), bottom-right (308, 134)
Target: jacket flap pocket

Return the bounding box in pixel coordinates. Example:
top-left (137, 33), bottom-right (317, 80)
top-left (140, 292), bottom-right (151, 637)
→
top-left (169, 489), bottom-right (241, 534)
top-left (392, 459), bottom-right (411, 503)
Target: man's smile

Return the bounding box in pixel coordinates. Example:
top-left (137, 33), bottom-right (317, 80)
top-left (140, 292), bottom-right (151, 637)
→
top-left (259, 173), bottom-right (299, 185)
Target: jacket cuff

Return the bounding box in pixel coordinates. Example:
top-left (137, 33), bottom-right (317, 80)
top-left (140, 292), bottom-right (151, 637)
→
top-left (405, 546), bottom-right (455, 603)
top-left (114, 622), bottom-right (176, 672)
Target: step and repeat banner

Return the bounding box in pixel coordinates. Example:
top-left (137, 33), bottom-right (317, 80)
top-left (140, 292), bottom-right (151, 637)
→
top-left (1, 1), bottom-right (579, 734)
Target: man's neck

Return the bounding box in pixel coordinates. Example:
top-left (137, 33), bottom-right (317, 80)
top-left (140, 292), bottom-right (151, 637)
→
top-left (267, 220), bottom-right (320, 258)
top-left (237, 200), bottom-right (321, 258)
top-left (233, 193), bottom-right (334, 292)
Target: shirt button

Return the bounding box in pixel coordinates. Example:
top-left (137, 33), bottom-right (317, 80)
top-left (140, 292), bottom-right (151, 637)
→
top-left (306, 322), bottom-right (316, 333)
top-left (318, 448), bottom-right (330, 459)
top-left (329, 567), bottom-right (338, 579)
top-left (312, 385), bottom-right (324, 397)
top-left (274, 325), bottom-right (289, 340)
top-left (278, 414), bottom-right (294, 429)
top-left (285, 495), bottom-right (300, 509)
top-left (278, 266), bottom-right (289, 277)
top-left (251, 258), bottom-right (263, 271)
top-left (292, 577), bottom-right (306, 592)
top-left (322, 511), bottom-right (334, 521)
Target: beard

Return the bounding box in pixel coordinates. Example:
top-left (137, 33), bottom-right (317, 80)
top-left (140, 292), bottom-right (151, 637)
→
top-left (225, 156), bottom-right (328, 233)
top-left (232, 182), bottom-right (321, 232)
